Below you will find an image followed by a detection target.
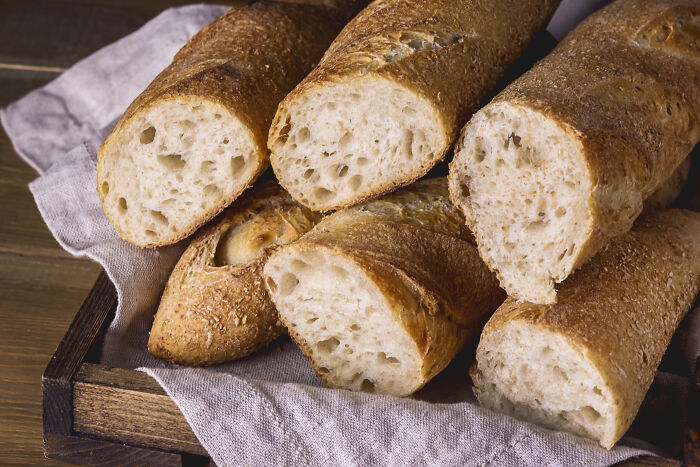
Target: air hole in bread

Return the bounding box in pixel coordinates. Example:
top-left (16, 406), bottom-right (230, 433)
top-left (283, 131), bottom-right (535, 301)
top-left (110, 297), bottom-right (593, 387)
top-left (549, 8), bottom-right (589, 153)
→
top-left (349, 175), bottom-right (362, 191)
top-left (335, 164), bottom-right (349, 178)
top-left (314, 187), bottom-right (334, 201)
top-left (361, 379), bottom-right (375, 393)
top-left (298, 127), bottom-right (311, 143)
top-left (339, 132), bottom-right (353, 151)
top-left (101, 181), bottom-right (109, 195)
top-left (266, 277), bottom-right (278, 294)
top-left (204, 184), bottom-right (220, 197)
top-left (581, 406), bottom-right (602, 423)
top-left (231, 156), bottom-right (246, 175)
top-left (330, 265), bottom-right (349, 278)
top-left (291, 259), bottom-right (310, 271)
top-left (307, 317), bottom-right (318, 324)
top-left (526, 220), bottom-right (548, 231)
top-left (555, 206), bottom-right (567, 217)
top-left (403, 129), bottom-right (414, 159)
top-left (318, 367), bottom-right (330, 373)
top-left (157, 153), bottom-right (186, 171)
top-left (118, 197), bottom-right (128, 211)
top-left (276, 117), bottom-right (292, 145)
top-left (200, 160), bottom-right (215, 173)
top-left (316, 337), bottom-right (340, 354)
top-left (140, 126), bottom-right (156, 144)
top-left (377, 352), bottom-right (399, 364)
top-left (150, 210), bottom-right (168, 226)
top-left (303, 169), bottom-right (315, 179)
top-left (357, 157), bottom-right (369, 166)
top-left (145, 229), bottom-right (157, 237)
top-left (279, 272), bottom-right (299, 296)
top-left (553, 365), bottom-right (568, 381)
top-left (350, 324), bottom-right (360, 331)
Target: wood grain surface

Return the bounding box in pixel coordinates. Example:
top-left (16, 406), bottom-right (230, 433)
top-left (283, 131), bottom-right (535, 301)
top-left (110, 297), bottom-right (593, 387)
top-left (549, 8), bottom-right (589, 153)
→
top-left (0, 1), bottom-right (242, 465)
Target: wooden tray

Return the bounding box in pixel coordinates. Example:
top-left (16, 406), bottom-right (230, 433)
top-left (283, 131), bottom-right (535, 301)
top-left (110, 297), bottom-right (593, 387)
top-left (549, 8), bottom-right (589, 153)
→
top-left (41, 270), bottom-right (699, 467)
top-left (41, 149), bottom-right (700, 466)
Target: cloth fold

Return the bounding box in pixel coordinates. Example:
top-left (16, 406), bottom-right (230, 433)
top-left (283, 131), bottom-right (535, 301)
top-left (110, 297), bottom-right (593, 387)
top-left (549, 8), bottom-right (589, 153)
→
top-left (1, 2), bottom-right (691, 466)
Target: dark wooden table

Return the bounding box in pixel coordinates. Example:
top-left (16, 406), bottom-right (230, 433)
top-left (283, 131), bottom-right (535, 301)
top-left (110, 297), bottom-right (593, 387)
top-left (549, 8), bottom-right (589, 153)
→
top-left (0, 1), bottom-right (241, 464)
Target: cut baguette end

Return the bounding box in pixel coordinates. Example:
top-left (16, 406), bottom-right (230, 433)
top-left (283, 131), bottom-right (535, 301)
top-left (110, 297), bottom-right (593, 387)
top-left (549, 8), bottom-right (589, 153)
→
top-left (472, 320), bottom-right (618, 449)
top-left (269, 76), bottom-right (449, 211)
top-left (264, 245), bottom-right (423, 396)
top-left (449, 102), bottom-right (594, 304)
top-left (97, 96), bottom-right (263, 247)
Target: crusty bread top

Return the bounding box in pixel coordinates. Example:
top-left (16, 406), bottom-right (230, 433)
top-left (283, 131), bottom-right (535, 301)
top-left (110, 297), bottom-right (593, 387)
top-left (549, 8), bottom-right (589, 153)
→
top-left (481, 208), bottom-right (700, 441)
top-left (111, 1), bottom-right (368, 154)
top-left (148, 181), bottom-right (320, 365)
top-left (299, 178), bottom-right (504, 330)
top-left (493, 0), bottom-right (700, 238)
top-left (97, 1), bottom-right (369, 246)
top-left (271, 0), bottom-right (561, 154)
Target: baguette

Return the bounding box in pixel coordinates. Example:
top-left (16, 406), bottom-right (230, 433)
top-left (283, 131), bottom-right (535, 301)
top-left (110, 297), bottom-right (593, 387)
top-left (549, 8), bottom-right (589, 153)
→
top-left (645, 155), bottom-right (691, 210)
top-left (97, 1), bottom-right (367, 247)
top-left (148, 182), bottom-right (320, 366)
top-left (263, 178), bottom-right (505, 396)
top-left (268, 0), bottom-right (560, 211)
top-left (471, 209), bottom-right (700, 449)
top-left (448, 0), bottom-right (700, 304)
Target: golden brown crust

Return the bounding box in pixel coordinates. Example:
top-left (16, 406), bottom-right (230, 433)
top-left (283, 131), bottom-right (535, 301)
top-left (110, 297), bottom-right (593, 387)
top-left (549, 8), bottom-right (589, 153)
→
top-left (280, 178), bottom-right (505, 388)
top-left (490, 0), bottom-right (700, 275)
top-left (644, 155), bottom-right (692, 210)
top-left (98, 1), bottom-right (368, 246)
top-left (479, 209), bottom-right (700, 447)
top-left (269, 0), bottom-right (560, 209)
top-left (147, 182), bottom-right (321, 366)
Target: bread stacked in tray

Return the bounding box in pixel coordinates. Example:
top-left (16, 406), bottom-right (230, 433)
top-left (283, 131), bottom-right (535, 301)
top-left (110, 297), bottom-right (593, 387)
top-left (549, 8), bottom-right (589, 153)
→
top-left (97, 0), bottom-right (700, 451)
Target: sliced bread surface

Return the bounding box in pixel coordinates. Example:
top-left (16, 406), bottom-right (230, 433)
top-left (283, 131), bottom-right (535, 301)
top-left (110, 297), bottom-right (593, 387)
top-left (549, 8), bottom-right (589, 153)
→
top-left (449, 0), bottom-right (700, 303)
top-left (472, 209), bottom-right (700, 448)
top-left (269, 0), bottom-right (560, 211)
top-left (264, 178), bottom-right (505, 396)
top-left (98, 1), bottom-right (368, 246)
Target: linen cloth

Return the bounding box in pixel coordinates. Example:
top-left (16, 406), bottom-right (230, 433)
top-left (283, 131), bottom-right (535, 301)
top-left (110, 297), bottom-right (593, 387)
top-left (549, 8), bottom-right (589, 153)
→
top-left (2, 2), bottom-right (696, 466)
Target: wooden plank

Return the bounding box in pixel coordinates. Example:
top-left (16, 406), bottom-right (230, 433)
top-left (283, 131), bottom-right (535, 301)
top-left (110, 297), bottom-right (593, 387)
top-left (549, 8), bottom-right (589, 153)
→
top-left (0, 0), bottom-right (246, 70)
top-left (0, 67), bottom-right (57, 107)
top-left (43, 433), bottom-right (186, 467)
top-left (0, 248), bottom-right (99, 467)
top-left (43, 271), bottom-right (116, 435)
top-left (73, 364), bottom-right (207, 457)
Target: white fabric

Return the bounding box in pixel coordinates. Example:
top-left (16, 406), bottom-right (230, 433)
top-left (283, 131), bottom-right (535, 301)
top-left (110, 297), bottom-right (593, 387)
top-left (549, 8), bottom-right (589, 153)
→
top-left (2, 3), bottom-right (686, 466)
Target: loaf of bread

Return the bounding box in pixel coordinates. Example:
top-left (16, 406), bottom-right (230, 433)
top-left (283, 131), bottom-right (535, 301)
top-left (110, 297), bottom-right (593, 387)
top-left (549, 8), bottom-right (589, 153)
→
top-left (263, 178), bottom-right (505, 396)
top-left (645, 155), bottom-right (691, 210)
top-left (97, 1), bottom-right (367, 247)
top-left (148, 182), bottom-right (320, 366)
top-left (448, 0), bottom-right (700, 304)
top-left (268, 0), bottom-right (560, 211)
top-left (471, 209), bottom-right (700, 449)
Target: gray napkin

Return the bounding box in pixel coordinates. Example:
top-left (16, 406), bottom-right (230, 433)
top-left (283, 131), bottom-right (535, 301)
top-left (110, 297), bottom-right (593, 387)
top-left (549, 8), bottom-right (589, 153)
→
top-left (1, 3), bottom-right (682, 466)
